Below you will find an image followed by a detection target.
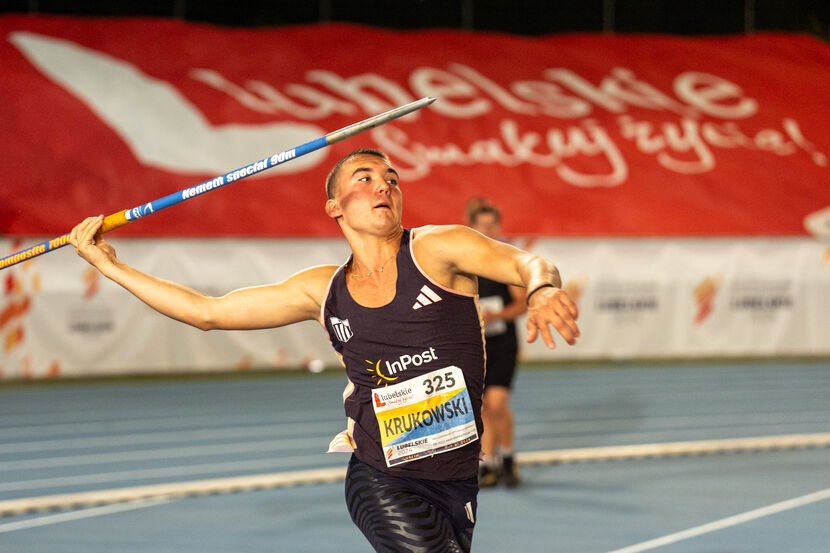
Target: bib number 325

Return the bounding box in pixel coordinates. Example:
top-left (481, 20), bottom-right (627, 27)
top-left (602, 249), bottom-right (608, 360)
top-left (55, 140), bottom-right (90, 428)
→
top-left (422, 371), bottom-right (456, 395)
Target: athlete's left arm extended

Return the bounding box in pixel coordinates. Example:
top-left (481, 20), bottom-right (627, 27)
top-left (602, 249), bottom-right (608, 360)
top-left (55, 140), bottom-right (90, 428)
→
top-left (416, 225), bottom-right (579, 349)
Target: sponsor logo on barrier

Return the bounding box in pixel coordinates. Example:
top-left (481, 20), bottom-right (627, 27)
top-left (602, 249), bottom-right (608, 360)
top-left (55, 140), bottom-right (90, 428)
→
top-left (731, 294), bottom-right (793, 310)
top-left (598, 297), bottom-right (658, 311)
top-left (595, 283), bottom-right (659, 314)
top-left (731, 296), bottom-right (793, 309)
top-left (68, 308), bottom-right (114, 334)
top-left (563, 277), bottom-right (587, 308)
top-left (0, 259), bottom-right (61, 378)
top-left (693, 275), bottom-right (722, 324)
top-left (82, 267), bottom-right (100, 300)
top-left (728, 279), bottom-right (794, 320)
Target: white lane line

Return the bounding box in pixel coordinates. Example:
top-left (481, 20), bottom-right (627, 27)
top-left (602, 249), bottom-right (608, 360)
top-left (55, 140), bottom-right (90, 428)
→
top-left (0, 499), bottom-right (172, 534)
top-left (0, 410), bottom-right (339, 439)
top-left (0, 453), bottom-right (338, 492)
top-left (518, 409), bottom-right (830, 435)
top-left (0, 467), bottom-right (347, 516)
top-left (0, 436), bottom-right (327, 472)
top-left (605, 487), bottom-right (830, 553)
top-left (0, 420), bottom-right (341, 455)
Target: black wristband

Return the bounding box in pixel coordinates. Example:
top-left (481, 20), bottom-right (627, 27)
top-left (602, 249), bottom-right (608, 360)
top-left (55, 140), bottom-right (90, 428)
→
top-left (526, 283), bottom-right (555, 305)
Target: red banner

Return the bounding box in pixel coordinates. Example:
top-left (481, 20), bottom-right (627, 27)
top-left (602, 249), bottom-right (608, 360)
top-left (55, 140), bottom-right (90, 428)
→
top-left (1, 16), bottom-right (829, 237)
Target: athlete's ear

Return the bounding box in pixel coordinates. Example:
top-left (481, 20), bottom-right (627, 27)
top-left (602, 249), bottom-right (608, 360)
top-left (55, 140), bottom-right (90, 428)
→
top-left (325, 198), bottom-right (342, 221)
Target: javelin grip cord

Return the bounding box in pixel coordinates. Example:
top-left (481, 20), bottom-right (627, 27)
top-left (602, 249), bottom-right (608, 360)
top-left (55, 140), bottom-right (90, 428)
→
top-left (0, 97), bottom-right (436, 271)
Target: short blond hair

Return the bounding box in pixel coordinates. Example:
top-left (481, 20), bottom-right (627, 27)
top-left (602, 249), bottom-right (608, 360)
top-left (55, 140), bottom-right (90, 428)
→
top-left (325, 148), bottom-right (389, 199)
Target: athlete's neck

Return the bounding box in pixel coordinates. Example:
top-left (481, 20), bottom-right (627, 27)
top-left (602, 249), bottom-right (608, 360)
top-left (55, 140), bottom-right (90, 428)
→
top-left (345, 226), bottom-right (404, 275)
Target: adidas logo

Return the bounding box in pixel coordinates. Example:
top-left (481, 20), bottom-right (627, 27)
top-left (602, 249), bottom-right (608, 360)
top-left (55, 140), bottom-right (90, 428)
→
top-left (412, 285), bottom-right (443, 310)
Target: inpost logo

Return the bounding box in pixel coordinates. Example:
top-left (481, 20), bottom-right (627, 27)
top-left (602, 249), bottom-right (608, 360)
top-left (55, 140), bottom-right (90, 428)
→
top-left (365, 347), bottom-right (438, 386)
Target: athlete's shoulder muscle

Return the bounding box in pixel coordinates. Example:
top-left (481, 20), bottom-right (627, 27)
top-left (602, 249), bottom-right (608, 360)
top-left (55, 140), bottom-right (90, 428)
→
top-left (411, 225), bottom-right (529, 289)
top-left (411, 224), bottom-right (475, 255)
top-left (410, 225), bottom-right (479, 293)
top-left (411, 224), bottom-right (493, 266)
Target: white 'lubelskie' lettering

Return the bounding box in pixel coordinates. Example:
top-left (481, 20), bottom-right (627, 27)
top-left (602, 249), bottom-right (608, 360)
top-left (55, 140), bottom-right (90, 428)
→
top-left (188, 62), bottom-right (826, 186)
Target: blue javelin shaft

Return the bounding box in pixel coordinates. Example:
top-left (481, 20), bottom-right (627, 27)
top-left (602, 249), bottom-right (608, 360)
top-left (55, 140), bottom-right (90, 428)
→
top-left (122, 96), bottom-right (435, 224)
top-left (0, 97), bottom-right (436, 271)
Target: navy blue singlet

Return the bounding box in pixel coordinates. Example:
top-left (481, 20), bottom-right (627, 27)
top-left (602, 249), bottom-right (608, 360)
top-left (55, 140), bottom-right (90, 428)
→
top-left (322, 229), bottom-right (485, 480)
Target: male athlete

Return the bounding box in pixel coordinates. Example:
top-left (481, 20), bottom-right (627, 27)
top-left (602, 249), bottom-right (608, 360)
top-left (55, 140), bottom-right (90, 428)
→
top-left (70, 148), bottom-right (580, 553)
top-left (466, 200), bottom-right (527, 488)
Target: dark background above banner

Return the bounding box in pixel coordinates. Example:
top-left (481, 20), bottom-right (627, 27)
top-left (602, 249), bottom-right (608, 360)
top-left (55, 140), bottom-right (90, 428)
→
top-left (3, 0), bottom-right (830, 39)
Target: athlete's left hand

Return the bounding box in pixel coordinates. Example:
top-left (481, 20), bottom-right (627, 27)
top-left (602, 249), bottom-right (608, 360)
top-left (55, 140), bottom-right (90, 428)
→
top-left (525, 287), bottom-right (580, 349)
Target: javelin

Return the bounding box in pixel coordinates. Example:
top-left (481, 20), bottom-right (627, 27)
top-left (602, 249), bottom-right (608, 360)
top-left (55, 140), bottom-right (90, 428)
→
top-left (0, 97), bottom-right (436, 271)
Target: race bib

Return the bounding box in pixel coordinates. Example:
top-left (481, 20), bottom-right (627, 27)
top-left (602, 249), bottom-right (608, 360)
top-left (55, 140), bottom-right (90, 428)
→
top-left (372, 366), bottom-right (479, 467)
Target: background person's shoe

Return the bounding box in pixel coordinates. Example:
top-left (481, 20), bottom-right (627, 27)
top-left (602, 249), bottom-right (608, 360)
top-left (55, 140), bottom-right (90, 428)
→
top-left (500, 455), bottom-right (520, 488)
top-left (478, 463), bottom-right (499, 488)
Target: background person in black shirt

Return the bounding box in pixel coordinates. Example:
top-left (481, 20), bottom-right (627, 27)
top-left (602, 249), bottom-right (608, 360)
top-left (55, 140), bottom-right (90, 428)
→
top-left (467, 198), bottom-right (527, 487)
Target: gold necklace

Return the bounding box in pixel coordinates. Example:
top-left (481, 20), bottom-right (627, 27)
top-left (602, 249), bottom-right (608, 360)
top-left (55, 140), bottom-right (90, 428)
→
top-left (350, 250), bottom-right (398, 278)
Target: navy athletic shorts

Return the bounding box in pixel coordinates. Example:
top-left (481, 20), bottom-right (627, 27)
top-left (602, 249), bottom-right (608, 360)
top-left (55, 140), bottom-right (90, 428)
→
top-left (345, 455), bottom-right (479, 552)
top-left (484, 333), bottom-right (518, 389)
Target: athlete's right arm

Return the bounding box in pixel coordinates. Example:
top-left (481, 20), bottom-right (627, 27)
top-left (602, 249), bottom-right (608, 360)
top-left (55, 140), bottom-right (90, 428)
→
top-left (70, 215), bottom-right (335, 330)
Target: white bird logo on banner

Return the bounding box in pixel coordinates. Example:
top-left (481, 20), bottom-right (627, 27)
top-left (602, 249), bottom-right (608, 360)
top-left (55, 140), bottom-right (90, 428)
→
top-left (9, 31), bottom-right (326, 175)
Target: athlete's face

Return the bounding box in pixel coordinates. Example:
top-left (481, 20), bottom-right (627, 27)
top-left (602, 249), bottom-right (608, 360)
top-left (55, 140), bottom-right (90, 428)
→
top-left (326, 154), bottom-right (403, 232)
